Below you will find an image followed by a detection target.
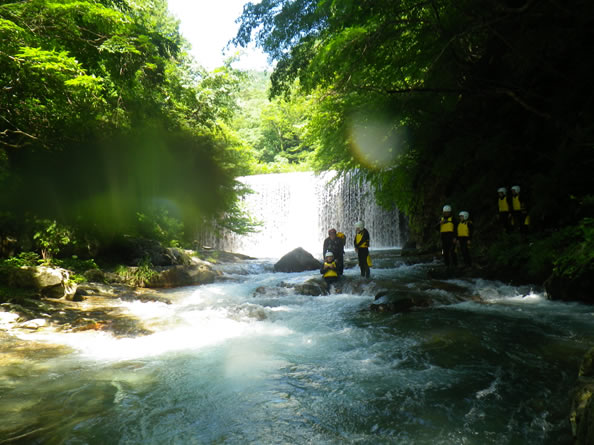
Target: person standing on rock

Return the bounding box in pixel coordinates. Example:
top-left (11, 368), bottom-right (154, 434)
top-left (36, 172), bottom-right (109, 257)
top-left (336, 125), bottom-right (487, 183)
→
top-left (323, 228), bottom-right (345, 275)
top-left (497, 187), bottom-right (511, 232)
top-left (510, 185), bottom-right (530, 233)
top-left (437, 205), bottom-right (457, 268)
top-left (354, 221), bottom-right (370, 278)
top-left (320, 251), bottom-right (339, 286)
top-left (456, 211), bottom-right (473, 267)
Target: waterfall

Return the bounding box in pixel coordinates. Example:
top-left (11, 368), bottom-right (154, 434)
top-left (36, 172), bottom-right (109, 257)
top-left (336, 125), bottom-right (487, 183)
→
top-left (203, 171), bottom-right (404, 258)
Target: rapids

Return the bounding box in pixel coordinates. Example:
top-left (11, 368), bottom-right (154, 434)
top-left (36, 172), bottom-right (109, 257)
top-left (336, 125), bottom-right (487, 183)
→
top-left (1, 249), bottom-right (592, 444)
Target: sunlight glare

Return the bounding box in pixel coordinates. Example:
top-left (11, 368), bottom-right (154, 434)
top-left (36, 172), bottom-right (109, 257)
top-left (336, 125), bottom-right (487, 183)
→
top-left (348, 112), bottom-right (408, 169)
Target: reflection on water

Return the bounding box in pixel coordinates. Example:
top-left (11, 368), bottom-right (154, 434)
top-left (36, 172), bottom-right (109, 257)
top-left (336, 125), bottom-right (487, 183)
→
top-left (1, 252), bottom-right (592, 444)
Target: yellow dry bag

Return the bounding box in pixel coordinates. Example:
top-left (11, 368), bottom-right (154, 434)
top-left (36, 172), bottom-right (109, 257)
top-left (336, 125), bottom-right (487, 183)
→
top-left (367, 255), bottom-right (373, 267)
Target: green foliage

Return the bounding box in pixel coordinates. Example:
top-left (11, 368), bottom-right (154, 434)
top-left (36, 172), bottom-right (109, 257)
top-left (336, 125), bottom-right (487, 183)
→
top-left (486, 218), bottom-right (594, 284)
top-left (115, 256), bottom-right (157, 287)
top-left (0, 251), bottom-right (41, 268)
top-left (136, 208), bottom-right (184, 247)
top-left (552, 218), bottom-right (594, 280)
top-left (231, 70), bottom-right (314, 171)
top-left (33, 219), bottom-right (73, 260)
top-left (52, 255), bottom-right (99, 274)
top-left (0, 0), bottom-right (257, 255)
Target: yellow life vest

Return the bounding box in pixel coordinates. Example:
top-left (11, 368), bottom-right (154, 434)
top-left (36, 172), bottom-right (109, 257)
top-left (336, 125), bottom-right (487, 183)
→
top-left (355, 232), bottom-right (369, 248)
top-left (512, 195), bottom-right (524, 211)
top-left (440, 216), bottom-right (454, 233)
top-left (457, 221), bottom-right (470, 237)
top-left (498, 197), bottom-right (510, 212)
top-left (323, 261), bottom-right (338, 278)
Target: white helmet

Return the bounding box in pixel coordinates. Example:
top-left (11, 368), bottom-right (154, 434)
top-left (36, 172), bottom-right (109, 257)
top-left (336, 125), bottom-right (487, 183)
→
top-left (355, 221), bottom-right (364, 230)
top-left (511, 185), bottom-right (520, 193)
top-left (459, 211), bottom-right (470, 220)
top-left (325, 251), bottom-right (334, 258)
top-left (442, 205), bottom-right (452, 212)
top-left (497, 187), bottom-right (506, 194)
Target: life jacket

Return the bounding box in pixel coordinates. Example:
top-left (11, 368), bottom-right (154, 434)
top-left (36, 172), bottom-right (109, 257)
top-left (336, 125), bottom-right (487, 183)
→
top-left (440, 216), bottom-right (455, 233)
top-left (498, 196), bottom-right (510, 212)
top-left (336, 232), bottom-right (346, 246)
top-left (322, 261), bottom-right (338, 278)
top-left (355, 231), bottom-right (369, 248)
top-left (457, 221), bottom-right (470, 238)
top-left (512, 195), bottom-right (524, 211)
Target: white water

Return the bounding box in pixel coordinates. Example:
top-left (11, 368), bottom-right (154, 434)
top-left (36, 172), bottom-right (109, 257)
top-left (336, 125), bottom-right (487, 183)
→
top-left (202, 171), bottom-right (403, 258)
top-left (1, 253), bottom-right (593, 444)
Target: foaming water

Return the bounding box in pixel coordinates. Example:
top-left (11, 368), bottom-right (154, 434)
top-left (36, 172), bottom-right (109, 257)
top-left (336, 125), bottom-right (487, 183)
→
top-left (1, 251), bottom-right (592, 444)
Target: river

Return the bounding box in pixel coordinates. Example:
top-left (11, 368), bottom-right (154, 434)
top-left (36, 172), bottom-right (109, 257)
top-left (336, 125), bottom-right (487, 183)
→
top-left (1, 249), bottom-right (592, 444)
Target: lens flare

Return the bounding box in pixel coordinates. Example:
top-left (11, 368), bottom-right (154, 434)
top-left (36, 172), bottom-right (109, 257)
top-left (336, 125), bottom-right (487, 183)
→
top-left (348, 112), bottom-right (408, 169)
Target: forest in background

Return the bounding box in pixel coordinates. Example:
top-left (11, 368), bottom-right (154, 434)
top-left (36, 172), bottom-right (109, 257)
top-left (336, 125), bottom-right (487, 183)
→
top-left (1, 0), bottom-right (593, 301)
top-left (233, 0), bottom-right (594, 298)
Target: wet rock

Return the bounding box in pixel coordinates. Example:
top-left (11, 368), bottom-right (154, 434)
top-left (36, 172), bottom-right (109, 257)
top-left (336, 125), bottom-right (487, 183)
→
top-left (580, 348), bottom-right (594, 378)
top-left (83, 268), bottom-right (105, 283)
top-left (253, 286), bottom-right (290, 298)
top-left (570, 348), bottom-right (594, 444)
top-left (76, 282), bottom-right (123, 298)
top-left (2, 266), bottom-right (77, 300)
top-left (196, 249), bottom-right (255, 263)
top-left (147, 264), bottom-right (218, 288)
top-left (273, 247), bottom-right (321, 273)
top-left (21, 318), bottom-right (48, 330)
top-left (230, 304), bottom-right (268, 321)
top-left (293, 277), bottom-right (326, 296)
top-left (371, 290), bottom-right (433, 313)
top-left (544, 273), bottom-right (594, 303)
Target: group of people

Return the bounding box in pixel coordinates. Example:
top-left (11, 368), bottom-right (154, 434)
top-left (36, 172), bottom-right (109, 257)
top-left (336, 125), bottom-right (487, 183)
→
top-left (497, 186), bottom-right (529, 233)
top-left (437, 205), bottom-right (474, 268)
top-left (438, 185), bottom-right (530, 268)
top-left (320, 221), bottom-right (371, 285)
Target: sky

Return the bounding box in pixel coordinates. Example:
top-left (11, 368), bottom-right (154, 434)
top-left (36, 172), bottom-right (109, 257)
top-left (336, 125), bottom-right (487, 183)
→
top-left (167, 0), bottom-right (269, 71)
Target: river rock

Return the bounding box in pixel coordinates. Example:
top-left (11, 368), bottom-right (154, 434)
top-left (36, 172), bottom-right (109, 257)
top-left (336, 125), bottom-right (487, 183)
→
top-left (544, 273), bottom-right (594, 303)
top-left (371, 289), bottom-right (433, 313)
top-left (274, 247), bottom-right (321, 273)
top-left (21, 318), bottom-right (48, 330)
top-left (147, 265), bottom-right (218, 288)
top-left (571, 347), bottom-right (594, 444)
top-left (2, 266), bottom-right (77, 300)
top-left (293, 277), bottom-right (326, 296)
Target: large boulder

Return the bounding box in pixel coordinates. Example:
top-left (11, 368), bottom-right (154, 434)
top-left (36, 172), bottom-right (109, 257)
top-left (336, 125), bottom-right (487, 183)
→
top-left (1, 266), bottom-right (77, 300)
top-left (147, 264), bottom-right (218, 288)
top-left (274, 247), bottom-right (321, 273)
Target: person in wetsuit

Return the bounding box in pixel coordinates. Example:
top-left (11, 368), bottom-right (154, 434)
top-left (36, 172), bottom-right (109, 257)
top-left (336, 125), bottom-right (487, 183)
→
top-left (323, 228), bottom-right (345, 275)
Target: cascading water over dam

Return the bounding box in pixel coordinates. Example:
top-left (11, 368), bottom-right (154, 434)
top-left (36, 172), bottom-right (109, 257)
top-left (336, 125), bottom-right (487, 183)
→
top-left (202, 171), bottom-right (406, 258)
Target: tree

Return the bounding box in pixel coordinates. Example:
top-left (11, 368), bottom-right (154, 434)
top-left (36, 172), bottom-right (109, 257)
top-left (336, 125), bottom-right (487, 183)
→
top-left (0, 0), bottom-right (255, 254)
top-left (235, 0), bottom-right (594, 240)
